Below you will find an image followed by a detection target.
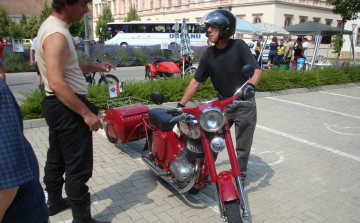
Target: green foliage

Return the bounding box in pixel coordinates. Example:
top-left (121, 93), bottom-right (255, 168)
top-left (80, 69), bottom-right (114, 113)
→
top-left (20, 13), bottom-right (28, 30)
top-left (2, 51), bottom-right (35, 72)
top-left (19, 89), bottom-right (45, 120)
top-left (39, 0), bottom-right (53, 24)
top-left (24, 15), bottom-right (40, 39)
top-left (19, 67), bottom-right (360, 120)
top-left (70, 17), bottom-right (85, 38)
top-left (9, 21), bottom-right (24, 39)
top-left (0, 6), bottom-right (11, 37)
top-left (331, 33), bottom-right (345, 57)
top-left (330, 0), bottom-right (360, 26)
top-left (123, 4), bottom-right (141, 22)
top-left (95, 4), bottom-right (114, 40)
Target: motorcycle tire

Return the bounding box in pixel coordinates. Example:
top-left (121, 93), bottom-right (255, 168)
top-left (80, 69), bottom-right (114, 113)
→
top-left (145, 67), bottom-right (153, 79)
top-left (99, 74), bottom-right (119, 85)
top-left (105, 126), bottom-right (118, 143)
top-left (185, 66), bottom-right (197, 76)
top-left (224, 200), bottom-right (243, 223)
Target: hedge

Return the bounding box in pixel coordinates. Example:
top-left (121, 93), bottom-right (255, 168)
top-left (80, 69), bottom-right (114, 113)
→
top-left (20, 66), bottom-right (360, 120)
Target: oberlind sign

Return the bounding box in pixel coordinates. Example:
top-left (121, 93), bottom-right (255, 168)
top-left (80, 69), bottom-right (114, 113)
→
top-left (169, 34), bottom-right (202, 38)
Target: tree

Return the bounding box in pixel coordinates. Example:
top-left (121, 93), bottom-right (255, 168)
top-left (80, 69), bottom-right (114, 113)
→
top-left (20, 13), bottom-right (28, 30)
top-left (95, 4), bottom-right (114, 40)
top-left (331, 33), bottom-right (345, 66)
top-left (9, 21), bottom-right (23, 39)
top-left (0, 5), bottom-right (11, 37)
top-left (123, 4), bottom-right (141, 22)
top-left (24, 15), bottom-right (40, 39)
top-left (39, 0), bottom-right (53, 24)
top-left (69, 17), bottom-right (88, 39)
top-left (330, 0), bottom-right (360, 30)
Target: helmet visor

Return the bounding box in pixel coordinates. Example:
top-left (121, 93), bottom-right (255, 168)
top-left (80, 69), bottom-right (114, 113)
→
top-left (199, 10), bottom-right (233, 28)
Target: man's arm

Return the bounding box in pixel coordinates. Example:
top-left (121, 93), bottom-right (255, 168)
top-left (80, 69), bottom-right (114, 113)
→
top-left (0, 186), bottom-right (19, 221)
top-left (179, 78), bottom-right (202, 106)
top-left (43, 33), bottom-right (102, 131)
top-left (248, 69), bottom-right (262, 87)
top-left (78, 61), bottom-right (115, 74)
top-left (29, 49), bottom-right (35, 66)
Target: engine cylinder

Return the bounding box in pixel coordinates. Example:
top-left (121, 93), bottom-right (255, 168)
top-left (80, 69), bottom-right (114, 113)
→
top-left (169, 158), bottom-right (194, 183)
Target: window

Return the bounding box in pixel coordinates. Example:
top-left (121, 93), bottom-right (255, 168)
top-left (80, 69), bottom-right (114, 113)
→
top-left (253, 17), bottom-right (261, 24)
top-left (326, 21), bottom-right (331, 26)
top-left (300, 19), bottom-right (306, 23)
top-left (168, 0), bottom-right (172, 6)
top-left (337, 22), bottom-right (343, 29)
top-left (143, 0), bottom-right (145, 9)
top-left (96, 5), bottom-right (98, 17)
top-left (129, 0), bottom-right (131, 10)
top-left (314, 19), bottom-right (319, 23)
top-left (123, 0), bottom-right (126, 12)
top-left (136, 0), bottom-right (138, 9)
top-left (284, 17), bottom-right (291, 27)
top-left (109, 2), bottom-right (111, 12)
top-left (113, 0), bottom-right (117, 14)
top-left (356, 27), bottom-right (360, 46)
top-left (150, 0), bottom-right (154, 8)
top-left (178, 0), bottom-right (181, 5)
top-left (159, 0), bottom-right (161, 7)
top-left (100, 4), bottom-right (103, 13)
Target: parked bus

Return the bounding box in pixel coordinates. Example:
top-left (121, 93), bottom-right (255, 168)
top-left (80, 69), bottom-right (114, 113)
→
top-left (104, 21), bottom-right (207, 46)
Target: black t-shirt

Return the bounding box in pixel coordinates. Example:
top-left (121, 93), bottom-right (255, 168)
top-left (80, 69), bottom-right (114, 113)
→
top-left (194, 39), bottom-right (260, 98)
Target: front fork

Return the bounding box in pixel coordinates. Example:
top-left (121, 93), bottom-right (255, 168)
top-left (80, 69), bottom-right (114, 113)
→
top-left (201, 126), bottom-right (249, 219)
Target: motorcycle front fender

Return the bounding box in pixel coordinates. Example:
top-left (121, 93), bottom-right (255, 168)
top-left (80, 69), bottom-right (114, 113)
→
top-left (218, 171), bottom-right (239, 202)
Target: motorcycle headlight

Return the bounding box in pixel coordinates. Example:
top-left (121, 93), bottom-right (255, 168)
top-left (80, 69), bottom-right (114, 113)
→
top-left (200, 107), bottom-right (225, 132)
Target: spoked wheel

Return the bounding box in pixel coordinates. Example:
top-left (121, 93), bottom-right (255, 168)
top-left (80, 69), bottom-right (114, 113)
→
top-left (105, 126), bottom-right (118, 143)
top-left (99, 74), bottom-right (119, 85)
top-left (185, 66), bottom-right (197, 75)
top-left (224, 200), bottom-right (243, 223)
top-left (145, 68), bottom-right (153, 79)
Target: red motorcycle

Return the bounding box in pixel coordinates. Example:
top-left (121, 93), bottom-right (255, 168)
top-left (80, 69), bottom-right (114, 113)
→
top-left (101, 65), bottom-right (254, 222)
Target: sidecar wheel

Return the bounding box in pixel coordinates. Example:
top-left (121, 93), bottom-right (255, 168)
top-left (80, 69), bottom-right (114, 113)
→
top-left (105, 127), bottom-right (118, 143)
top-left (224, 200), bottom-right (243, 223)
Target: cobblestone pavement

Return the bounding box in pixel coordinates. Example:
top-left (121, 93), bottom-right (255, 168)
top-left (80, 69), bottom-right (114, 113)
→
top-left (25, 86), bottom-right (360, 223)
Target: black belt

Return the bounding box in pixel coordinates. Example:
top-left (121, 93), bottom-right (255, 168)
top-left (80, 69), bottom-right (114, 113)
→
top-left (45, 92), bottom-right (86, 99)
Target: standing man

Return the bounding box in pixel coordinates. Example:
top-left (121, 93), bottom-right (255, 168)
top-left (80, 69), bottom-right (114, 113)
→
top-left (0, 78), bottom-right (49, 223)
top-left (35, 0), bottom-right (115, 222)
top-left (277, 39), bottom-right (285, 61)
top-left (179, 9), bottom-right (262, 187)
top-left (255, 35), bottom-right (263, 67)
top-left (302, 37), bottom-right (309, 59)
top-left (283, 37), bottom-right (294, 69)
top-left (30, 36), bottom-right (42, 89)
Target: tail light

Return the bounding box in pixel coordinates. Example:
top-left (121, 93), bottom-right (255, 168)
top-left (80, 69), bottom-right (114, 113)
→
top-left (100, 112), bottom-right (106, 120)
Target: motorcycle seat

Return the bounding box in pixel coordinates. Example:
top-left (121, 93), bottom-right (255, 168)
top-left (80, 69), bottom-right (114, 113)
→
top-left (171, 58), bottom-right (180, 63)
top-left (148, 108), bottom-right (179, 131)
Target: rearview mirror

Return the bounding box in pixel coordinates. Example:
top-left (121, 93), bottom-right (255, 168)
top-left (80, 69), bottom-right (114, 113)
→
top-left (241, 64), bottom-right (255, 77)
top-left (150, 91), bottom-right (164, 105)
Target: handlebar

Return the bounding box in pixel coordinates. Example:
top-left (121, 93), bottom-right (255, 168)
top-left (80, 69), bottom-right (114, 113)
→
top-left (167, 109), bottom-right (181, 115)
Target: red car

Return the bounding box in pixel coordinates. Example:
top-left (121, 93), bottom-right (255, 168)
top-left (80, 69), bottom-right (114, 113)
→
top-left (145, 59), bottom-right (181, 79)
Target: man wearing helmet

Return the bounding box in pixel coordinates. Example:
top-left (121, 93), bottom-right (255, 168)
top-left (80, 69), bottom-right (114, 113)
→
top-left (179, 9), bottom-right (262, 187)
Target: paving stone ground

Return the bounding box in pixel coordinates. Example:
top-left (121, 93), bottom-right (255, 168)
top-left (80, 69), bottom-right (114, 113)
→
top-left (25, 86), bottom-right (360, 223)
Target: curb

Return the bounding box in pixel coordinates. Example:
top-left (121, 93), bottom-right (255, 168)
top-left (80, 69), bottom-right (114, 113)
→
top-left (23, 82), bottom-right (360, 129)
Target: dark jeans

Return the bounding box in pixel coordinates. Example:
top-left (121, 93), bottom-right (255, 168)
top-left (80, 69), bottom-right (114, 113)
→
top-left (226, 97), bottom-right (257, 181)
top-left (42, 96), bottom-right (93, 205)
top-left (255, 51), bottom-right (262, 68)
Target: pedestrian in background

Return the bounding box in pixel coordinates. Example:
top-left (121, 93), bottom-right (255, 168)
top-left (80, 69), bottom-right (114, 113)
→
top-left (0, 38), bottom-right (6, 83)
top-left (0, 78), bottom-right (49, 223)
top-left (255, 35), bottom-right (263, 67)
top-left (30, 36), bottom-right (42, 89)
top-left (36, 0), bottom-right (115, 222)
top-left (277, 39), bottom-right (285, 61)
top-left (283, 37), bottom-right (294, 69)
top-left (302, 37), bottom-right (309, 59)
top-left (294, 37), bottom-right (304, 61)
top-left (267, 36), bottom-right (278, 67)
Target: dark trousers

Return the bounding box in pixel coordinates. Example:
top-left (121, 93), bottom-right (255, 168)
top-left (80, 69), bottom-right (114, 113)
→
top-left (226, 97), bottom-right (257, 180)
top-left (42, 96), bottom-right (93, 205)
top-left (255, 51), bottom-right (262, 67)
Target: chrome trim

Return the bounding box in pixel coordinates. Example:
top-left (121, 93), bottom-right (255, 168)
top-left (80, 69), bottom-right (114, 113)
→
top-left (200, 99), bottom-right (216, 104)
top-left (235, 177), bottom-right (248, 218)
top-left (141, 155), bottom-right (201, 193)
top-left (199, 107), bottom-right (225, 132)
top-left (179, 114), bottom-right (201, 139)
top-left (210, 137), bottom-right (226, 153)
top-left (103, 122), bottom-right (110, 127)
top-left (213, 183), bottom-right (225, 219)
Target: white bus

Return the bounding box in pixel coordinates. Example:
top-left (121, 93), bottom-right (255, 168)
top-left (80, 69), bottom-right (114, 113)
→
top-left (104, 21), bottom-right (207, 47)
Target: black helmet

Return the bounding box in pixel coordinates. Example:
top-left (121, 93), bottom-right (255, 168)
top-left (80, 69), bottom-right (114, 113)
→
top-left (200, 9), bottom-right (236, 41)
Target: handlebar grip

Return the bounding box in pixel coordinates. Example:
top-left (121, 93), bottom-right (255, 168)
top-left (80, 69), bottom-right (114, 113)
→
top-left (167, 109), bottom-right (180, 114)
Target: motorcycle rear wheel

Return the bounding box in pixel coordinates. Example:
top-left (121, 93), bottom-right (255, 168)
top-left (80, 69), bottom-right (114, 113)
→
top-left (99, 74), bottom-right (119, 85)
top-left (105, 126), bottom-right (118, 143)
top-left (224, 200), bottom-right (243, 223)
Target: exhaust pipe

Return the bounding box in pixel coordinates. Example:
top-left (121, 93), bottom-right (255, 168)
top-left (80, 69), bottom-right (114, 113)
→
top-left (141, 155), bottom-right (196, 193)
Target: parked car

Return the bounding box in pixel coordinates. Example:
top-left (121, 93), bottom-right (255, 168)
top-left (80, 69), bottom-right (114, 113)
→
top-left (76, 39), bottom-right (95, 45)
top-left (247, 42), bottom-right (257, 59)
top-left (247, 42), bottom-right (270, 66)
top-left (23, 39), bottom-right (33, 49)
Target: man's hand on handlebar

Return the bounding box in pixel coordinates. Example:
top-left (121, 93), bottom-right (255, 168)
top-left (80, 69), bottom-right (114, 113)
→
top-left (176, 103), bottom-right (185, 108)
top-left (97, 62), bottom-right (116, 73)
top-left (237, 83), bottom-right (255, 100)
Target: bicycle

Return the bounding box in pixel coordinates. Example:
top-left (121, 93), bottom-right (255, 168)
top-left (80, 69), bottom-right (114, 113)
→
top-left (84, 58), bottom-right (119, 86)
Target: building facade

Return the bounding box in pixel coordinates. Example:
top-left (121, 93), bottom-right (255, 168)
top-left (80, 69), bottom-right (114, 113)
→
top-left (342, 13), bottom-right (360, 59)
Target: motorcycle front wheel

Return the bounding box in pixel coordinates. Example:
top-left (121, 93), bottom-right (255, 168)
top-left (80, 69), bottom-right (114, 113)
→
top-left (224, 200), bottom-right (243, 223)
top-left (99, 74), bottom-right (119, 85)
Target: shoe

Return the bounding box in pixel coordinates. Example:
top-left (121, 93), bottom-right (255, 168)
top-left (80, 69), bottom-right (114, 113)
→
top-left (47, 189), bottom-right (70, 216)
top-left (71, 196), bottom-right (110, 223)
